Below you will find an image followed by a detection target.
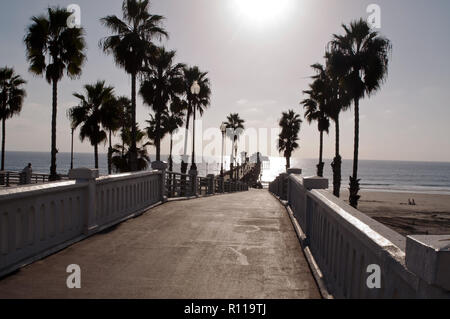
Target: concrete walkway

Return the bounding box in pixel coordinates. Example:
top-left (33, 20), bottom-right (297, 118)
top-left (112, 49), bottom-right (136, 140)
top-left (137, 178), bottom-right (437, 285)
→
top-left (0, 189), bottom-right (320, 299)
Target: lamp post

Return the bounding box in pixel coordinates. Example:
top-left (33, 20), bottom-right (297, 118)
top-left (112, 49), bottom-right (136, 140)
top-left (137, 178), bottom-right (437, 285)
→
top-left (220, 122), bottom-right (227, 177)
top-left (189, 81), bottom-right (201, 174)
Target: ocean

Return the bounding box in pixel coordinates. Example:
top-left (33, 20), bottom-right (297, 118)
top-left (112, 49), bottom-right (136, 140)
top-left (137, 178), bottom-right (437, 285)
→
top-left (3, 151), bottom-right (450, 194)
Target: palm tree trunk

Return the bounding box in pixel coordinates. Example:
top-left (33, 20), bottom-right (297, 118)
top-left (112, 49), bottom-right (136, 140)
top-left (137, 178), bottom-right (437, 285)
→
top-left (169, 134), bottom-right (173, 172)
top-left (317, 131), bottom-right (324, 177)
top-left (155, 107), bottom-right (161, 162)
top-left (332, 117), bottom-right (342, 197)
top-left (129, 73), bottom-right (138, 171)
top-left (121, 129), bottom-right (125, 157)
top-left (49, 78), bottom-right (58, 180)
top-left (94, 143), bottom-right (99, 169)
top-left (1, 116), bottom-right (5, 171)
top-left (108, 130), bottom-right (112, 175)
top-left (349, 98), bottom-right (360, 208)
top-left (181, 110), bottom-right (191, 174)
top-left (183, 110), bottom-right (191, 155)
top-left (286, 155), bottom-right (291, 170)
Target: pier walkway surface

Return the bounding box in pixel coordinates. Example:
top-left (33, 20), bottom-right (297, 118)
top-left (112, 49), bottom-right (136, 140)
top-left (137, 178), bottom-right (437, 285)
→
top-left (0, 189), bottom-right (320, 299)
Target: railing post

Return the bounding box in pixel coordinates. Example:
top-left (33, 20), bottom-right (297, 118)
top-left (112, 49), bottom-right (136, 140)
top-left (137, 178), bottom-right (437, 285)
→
top-left (406, 235), bottom-right (450, 291)
top-left (69, 168), bottom-right (99, 235)
top-left (302, 176), bottom-right (328, 240)
top-left (286, 168), bottom-right (302, 204)
top-left (189, 169), bottom-right (198, 197)
top-left (152, 161), bottom-right (168, 203)
top-left (207, 174), bottom-right (215, 195)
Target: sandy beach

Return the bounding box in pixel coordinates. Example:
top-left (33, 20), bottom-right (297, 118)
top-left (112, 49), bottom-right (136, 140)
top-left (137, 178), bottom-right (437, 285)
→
top-left (338, 190), bottom-right (450, 237)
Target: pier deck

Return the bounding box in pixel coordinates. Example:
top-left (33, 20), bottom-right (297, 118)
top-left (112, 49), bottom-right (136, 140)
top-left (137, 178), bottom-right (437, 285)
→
top-left (0, 189), bottom-right (320, 299)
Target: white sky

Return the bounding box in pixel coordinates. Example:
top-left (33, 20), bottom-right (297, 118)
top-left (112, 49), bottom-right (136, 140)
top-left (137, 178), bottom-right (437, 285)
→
top-left (1, 0), bottom-right (450, 162)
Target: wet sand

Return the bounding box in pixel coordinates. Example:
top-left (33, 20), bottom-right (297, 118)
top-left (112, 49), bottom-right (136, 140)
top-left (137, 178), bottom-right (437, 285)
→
top-left (339, 190), bottom-right (450, 237)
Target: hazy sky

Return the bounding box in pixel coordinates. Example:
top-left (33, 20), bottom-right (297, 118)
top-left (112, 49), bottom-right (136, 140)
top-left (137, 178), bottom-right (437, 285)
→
top-left (1, 0), bottom-right (450, 162)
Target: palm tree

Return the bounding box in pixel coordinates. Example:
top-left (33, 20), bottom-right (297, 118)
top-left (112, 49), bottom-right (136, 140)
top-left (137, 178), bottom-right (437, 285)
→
top-left (301, 70), bottom-right (330, 177)
top-left (102, 96), bottom-right (123, 175)
top-left (68, 81), bottom-right (115, 169)
top-left (278, 110), bottom-right (302, 170)
top-left (25, 7), bottom-right (86, 180)
top-left (112, 127), bottom-right (151, 173)
top-left (0, 67), bottom-right (26, 171)
top-left (314, 57), bottom-right (351, 197)
top-left (100, 0), bottom-right (168, 172)
top-left (146, 101), bottom-right (184, 171)
top-left (140, 47), bottom-right (185, 162)
top-left (180, 66), bottom-right (211, 173)
top-left (224, 113), bottom-right (245, 166)
top-left (329, 19), bottom-right (392, 208)
top-left (114, 96), bottom-right (133, 157)
top-left (164, 100), bottom-right (185, 172)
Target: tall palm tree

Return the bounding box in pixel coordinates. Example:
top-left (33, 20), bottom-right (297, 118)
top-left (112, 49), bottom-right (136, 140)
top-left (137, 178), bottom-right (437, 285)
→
top-left (301, 72), bottom-right (330, 177)
top-left (329, 19), bottom-right (392, 208)
top-left (0, 67), bottom-right (26, 171)
top-left (180, 66), bottom-right (211, 173)
top-left (224, 113), bottom-right (245, 166)
top-left (25, 7), bottom-right (86, 180)
top-left (139, 47), bottom-right (185, 162)
top-left (278, 110), bottom-right (302, 170)
top-left (68, 81), bottom-right (115, 169)
top-left (100, 0), bottom-right (168, 171)
top-left (314, 57), bottom-right (351, 197)
top-left (102, 96), bottom-right (123, 174)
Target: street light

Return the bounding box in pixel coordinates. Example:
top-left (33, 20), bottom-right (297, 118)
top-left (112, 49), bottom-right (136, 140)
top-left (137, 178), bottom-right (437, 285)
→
top-left (220, 122), bottom-right (227, 177)
top-left (189, 81), bottom-right (201, 173)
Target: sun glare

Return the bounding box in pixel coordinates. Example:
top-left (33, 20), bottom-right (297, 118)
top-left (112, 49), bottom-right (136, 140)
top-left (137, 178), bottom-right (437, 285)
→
top-left (233, 0), bottom-right (293, 25)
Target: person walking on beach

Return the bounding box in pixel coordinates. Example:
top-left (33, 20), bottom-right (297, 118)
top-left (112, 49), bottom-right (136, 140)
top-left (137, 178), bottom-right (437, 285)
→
top-left (22, 163), bottom-right (32, 184)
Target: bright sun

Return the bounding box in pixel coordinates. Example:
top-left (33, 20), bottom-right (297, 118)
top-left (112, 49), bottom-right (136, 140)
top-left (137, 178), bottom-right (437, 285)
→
top-left (233, 0), bottom-right (293, 25)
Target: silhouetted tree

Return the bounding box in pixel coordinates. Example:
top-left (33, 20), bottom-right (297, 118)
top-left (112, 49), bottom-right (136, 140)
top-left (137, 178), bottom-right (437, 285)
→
top-left (140, 47), bottom-right (184, 161)
top-left (278, 110), bottom-right (302, 170)
top-left (329, 19), bottom-right (392, 207)
top-left (100, 0), bottom-right (167, 171)
top-left (25, 7), bottom-right (86, 179)
top-left (68, 81), bottom-right (115, 169)
top-left (301, 64), bottom-right (330, 177)
top-left (179, 66), bottom-right (211, 173)
top-left (224, 113), bottom-right (245, 165)
top-left (0, 67), bottom-right (27, 171)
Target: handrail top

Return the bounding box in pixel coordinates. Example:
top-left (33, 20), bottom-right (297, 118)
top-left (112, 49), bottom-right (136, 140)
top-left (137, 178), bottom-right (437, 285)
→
top-left (0, 180), bottom-right (82, 202)
top-left (309, 189), bottom-right (407, 257)
top-left (96, 170), bottom-right (161, 184)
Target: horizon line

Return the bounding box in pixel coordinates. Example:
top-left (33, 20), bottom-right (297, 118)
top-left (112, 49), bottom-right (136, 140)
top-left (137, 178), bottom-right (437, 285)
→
top-left (4, 149), bottom-right (450, 165)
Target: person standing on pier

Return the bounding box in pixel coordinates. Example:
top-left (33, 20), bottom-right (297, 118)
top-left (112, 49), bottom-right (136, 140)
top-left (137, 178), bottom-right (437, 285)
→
top-left (22, 163), bottom-right (32, 184)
